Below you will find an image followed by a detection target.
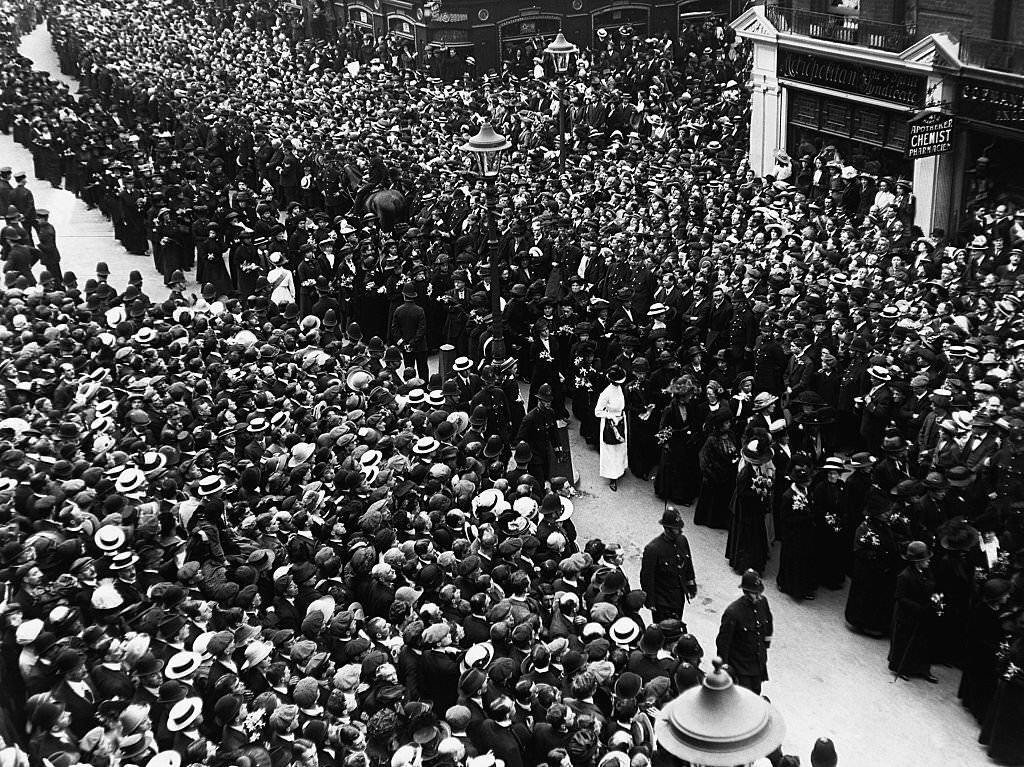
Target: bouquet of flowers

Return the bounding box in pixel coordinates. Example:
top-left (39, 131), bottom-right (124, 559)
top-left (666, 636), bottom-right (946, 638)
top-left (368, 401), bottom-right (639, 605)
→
top-left (655, 427), bottom-right (673, 447)
top-left (858, 529), bottom-right (881, 549)
top-left (538, 349), bottom-right (553, 363)
top-left (1003, 661), bottom-right (1024, 684)
top-left (242, 706), bottom-right (267, 739)
top-left (824, 511), bottom-right (842, 534)
top-left (752, 474), bottom-right (773, 501)
top-left (792, 492), bottom-right (807, 514)
top-left (240, 261), bottom-right (261, 273)
top-left (574, 372), bottom-right (592, 390)
top-left (931, 592), bottom-right (945, 617)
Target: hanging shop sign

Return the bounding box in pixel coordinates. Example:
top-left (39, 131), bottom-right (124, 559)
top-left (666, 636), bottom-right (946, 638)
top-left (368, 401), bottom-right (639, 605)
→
top-left (905, 109), bottom-right (955, 159)
top-left (959, 79), bottom-right (1024, 130)
top-left (778, 49), bottom-right (926, 109)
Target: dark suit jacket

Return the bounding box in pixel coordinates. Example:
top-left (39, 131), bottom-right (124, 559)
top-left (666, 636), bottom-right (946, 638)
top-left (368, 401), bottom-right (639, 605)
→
top-left (391, 300), bottom-right (426, 349)
top-left (51, 679), bottom-right (97, 739)
top-left (418, 649), bottom-right (460, 712)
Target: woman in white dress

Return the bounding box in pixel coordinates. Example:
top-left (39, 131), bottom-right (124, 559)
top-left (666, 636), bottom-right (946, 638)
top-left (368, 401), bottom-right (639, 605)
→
top-left (595, 365), bottom-right (629, 491)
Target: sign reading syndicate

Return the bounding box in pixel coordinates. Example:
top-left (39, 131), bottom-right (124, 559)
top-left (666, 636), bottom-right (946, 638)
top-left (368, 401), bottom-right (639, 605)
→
top-left (778, 49), bottom-right (926, 109)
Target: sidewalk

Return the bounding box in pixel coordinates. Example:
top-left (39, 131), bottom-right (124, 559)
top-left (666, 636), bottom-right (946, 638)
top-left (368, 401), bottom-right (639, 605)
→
top-left (2, 24), bottom-right (169, 301)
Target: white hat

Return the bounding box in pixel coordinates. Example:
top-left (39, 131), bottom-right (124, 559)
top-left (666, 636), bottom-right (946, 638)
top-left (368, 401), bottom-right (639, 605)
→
top-left (115, 467), bottom-right (147, 494)
top-left (94, 525), bottom-right (126, 552)
top-left (165, 651), bottom-right (203, 680)
top-left (15, 618), bottom-right (43, 645)
top-left (146, 752), bottom-right (183, 767)
top-left (609, 616), bottom-right (641, 646)
top-left (166, 697), bottom-right (203, 732)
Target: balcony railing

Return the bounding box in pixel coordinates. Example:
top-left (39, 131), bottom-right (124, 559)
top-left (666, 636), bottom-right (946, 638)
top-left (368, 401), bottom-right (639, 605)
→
top-left (765, 6), bottom-right (916, 53)
top-left (960, 34), bottom-right (1024, 76)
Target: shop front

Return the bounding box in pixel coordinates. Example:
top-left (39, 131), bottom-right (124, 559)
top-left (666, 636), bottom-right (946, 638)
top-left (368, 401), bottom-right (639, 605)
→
top-left (778, 48), bottom-right (924, 180)
top-left (591, 5), bottom-right (650, 46)
top-left (425, 7), bottom-right (474, 58)
top-left (385, 9), bottom-right (422, 51)
top-left (345, 3), bottom-right (380, 35)
top-left (497, 15), bottom-right (562, 72)
top-left (732, 4), bottom-right (957, 236)
top-left (955, 78), bottom-right (1024, 214)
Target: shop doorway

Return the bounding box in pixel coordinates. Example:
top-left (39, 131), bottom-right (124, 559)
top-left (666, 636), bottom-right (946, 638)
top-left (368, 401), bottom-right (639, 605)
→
top-left (962, 131), bottom-right (1024, 212)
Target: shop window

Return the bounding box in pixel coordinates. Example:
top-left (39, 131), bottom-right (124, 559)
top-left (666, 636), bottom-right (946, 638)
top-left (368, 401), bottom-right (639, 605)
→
top-left (786, 90), bottom-right (913, 179)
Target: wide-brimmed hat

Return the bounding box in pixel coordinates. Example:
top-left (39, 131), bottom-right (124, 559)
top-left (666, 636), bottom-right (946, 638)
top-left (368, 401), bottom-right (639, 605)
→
top-left (846, 452), bottom-right (876, 469)
top-left (241, 641), bottom-right (274, 670)
top-left (922, 471), bottom-right (949, 491)
top-left (903, 540), bottom-right (932, 562)
top-left (196, 475), bottom-right (226, 496)
top-left (946, 465), bottom-right (975, 488)
top-left (606, 366), bottom-right (626, 385)
top-left (752, 392), bottom-right (778, 411)
top-left (166, 697), bottom-right (203, 732)
top-left (609, 617), bottom-right (641, 646)
top-left (866, 365), bottom-right (891, 381)
top-left (741, 437), bottom-right (773, 465)
top-left (939, 519), bottom-right (980, 552)
top-left (94, 525), bottom-right (126, 552)
top-left (165, 651), bottom-right (203, 680)
top-left (821, 457), bottom-right (845, 473)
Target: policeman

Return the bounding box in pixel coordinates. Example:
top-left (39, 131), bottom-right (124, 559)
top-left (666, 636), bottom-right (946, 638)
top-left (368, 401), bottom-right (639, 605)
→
top-left (716, 569), bottom-right (774, 693)
top-left (639, 506), bottom-right (697, 625)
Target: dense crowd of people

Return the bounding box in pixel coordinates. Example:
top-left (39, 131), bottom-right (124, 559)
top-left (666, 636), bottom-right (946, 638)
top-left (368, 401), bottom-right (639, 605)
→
top-left (0, 0), bottom-right (1023, 764)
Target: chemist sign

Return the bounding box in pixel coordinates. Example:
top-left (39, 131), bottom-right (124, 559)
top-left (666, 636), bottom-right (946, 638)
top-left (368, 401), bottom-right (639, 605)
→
top-left (905, 109), bottom-right (955, 160)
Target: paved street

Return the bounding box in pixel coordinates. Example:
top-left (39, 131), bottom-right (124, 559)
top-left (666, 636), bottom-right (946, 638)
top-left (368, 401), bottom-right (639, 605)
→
top-left (4, 23), bottom-right (987, 767)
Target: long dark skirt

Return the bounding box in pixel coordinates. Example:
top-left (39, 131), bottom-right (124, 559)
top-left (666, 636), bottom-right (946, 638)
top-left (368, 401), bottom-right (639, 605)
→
top-left (628, 412), bottom-right (659, 480)
top-left (980, 678), bottom-right (1024, 764)
top-left (654, 442), bottom-right (701, 505)
top-left (777, 517), bottom-right (817, 598)
top-left (693, 475), bottom-right (735, 530)
top-left (845, 556), bottom-right (895, 635)
top-left (726, 497), bottom-right (771, 574)
top-left (887, 605), bottom-right (933, 676)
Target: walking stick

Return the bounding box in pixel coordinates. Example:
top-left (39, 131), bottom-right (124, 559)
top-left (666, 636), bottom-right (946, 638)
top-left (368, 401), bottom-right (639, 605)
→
top-left (890, 617), bottom-right (921, 683)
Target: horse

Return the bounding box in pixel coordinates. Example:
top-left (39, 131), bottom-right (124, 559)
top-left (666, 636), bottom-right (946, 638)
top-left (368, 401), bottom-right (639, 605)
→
top-left (342, 158), bottom-right (409, 233)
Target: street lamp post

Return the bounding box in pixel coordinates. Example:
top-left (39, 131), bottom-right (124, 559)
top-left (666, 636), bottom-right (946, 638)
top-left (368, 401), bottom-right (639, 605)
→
top-left (460, 122), bottom-right (512, 362)
top-left (544, 32), bottom-right (578, 173)
top-left (654, 658), bottom-right (786, 766)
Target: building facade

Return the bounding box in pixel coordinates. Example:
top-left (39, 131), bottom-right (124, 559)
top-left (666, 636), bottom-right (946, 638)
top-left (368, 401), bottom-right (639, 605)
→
top-left (321, 0), bottom-right (743, 71)
top-left (732, 0), bottom-right (1024, 240)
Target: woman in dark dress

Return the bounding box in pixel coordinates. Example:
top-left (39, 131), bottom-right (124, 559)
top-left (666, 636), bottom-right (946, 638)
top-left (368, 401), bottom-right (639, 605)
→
top-left (888, 540), bottom-right (941, 682)
top-left (654, 375), bottom-right (702, 506)
top-left (694, 408), bottom-right (737, 530)
top-left (845, 489), bottom-right (899, 637)
top-left (726, 435), bottom-right (775, 575)
top-left (528, 319), bottom-right (565, 416)
top-left (625, 358), bottom-right (659, 480)
top-left (980, 611), bottom-right (1024, 764)
top-left (198, 224), bottom-right (233, 297)
top-left (570, 341), bottom-right (601, 448)
top-left (932, 519), bottom-right (984, 668)
top-left (776, 456), bottom-right (817, 600)
top-left (812, 457), bottom-right (848, 590)
top-left (960, 578), bottom-right (1012, 724)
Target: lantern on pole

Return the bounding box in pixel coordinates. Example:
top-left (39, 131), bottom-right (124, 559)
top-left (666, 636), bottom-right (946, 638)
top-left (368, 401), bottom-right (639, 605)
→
top-left (654, 658), bottom-right (786, 767)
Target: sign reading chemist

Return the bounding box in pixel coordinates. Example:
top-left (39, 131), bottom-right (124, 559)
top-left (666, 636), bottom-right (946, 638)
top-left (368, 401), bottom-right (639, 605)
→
top-left (906, 110), bottom-right (954, 160)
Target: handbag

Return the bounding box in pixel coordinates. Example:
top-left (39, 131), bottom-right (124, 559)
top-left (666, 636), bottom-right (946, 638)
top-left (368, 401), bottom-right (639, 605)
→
top-left (603, 417), bottom-right (624, 445)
